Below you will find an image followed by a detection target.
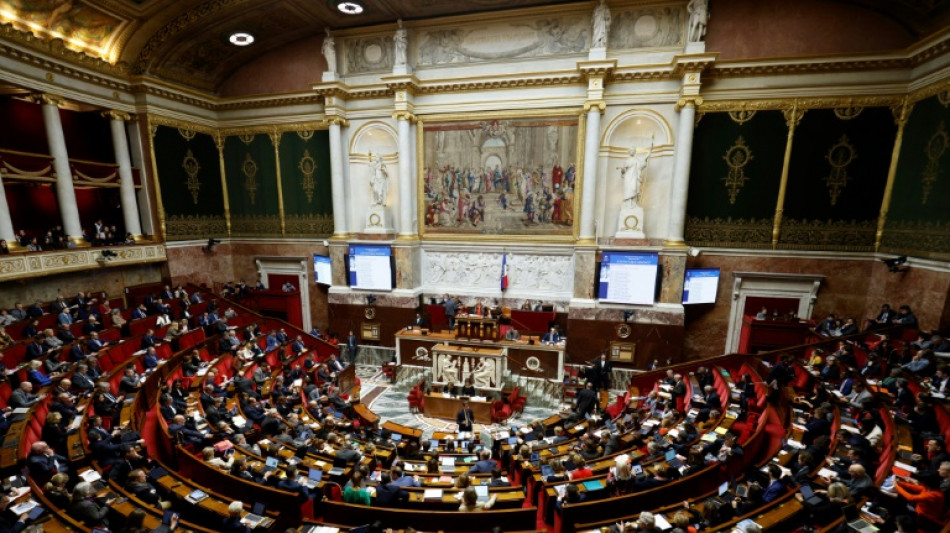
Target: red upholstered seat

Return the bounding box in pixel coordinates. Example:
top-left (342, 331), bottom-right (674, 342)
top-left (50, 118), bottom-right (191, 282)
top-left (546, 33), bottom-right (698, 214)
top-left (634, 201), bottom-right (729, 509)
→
top-left (508, 387), bottom-right (526, 415)
top-left (492, 400), bottom-right (512, 423)
top-left (605, 391), bottom-right (629, 420)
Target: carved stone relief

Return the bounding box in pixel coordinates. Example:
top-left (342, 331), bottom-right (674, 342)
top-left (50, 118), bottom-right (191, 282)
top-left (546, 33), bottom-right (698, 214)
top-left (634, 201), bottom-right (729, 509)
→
top-left (344, 36), bottom-right (394, 74)
top-left (416, 16), bottom-right (588, 66)
top-left (608, 6), bottom-right (685, 50)
top-left (422, 250), bottom-right (573, 298)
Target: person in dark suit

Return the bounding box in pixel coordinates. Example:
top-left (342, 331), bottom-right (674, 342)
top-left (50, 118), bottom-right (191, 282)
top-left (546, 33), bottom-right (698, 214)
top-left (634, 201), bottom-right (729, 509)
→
top-left (589, 353), bottom-right (612, 391)
top-left (9, 382), bottom-right (41, 409)
top-left (489, 467), bottom-right (510, 487)
top-left (468, 449), bottom-right (495, 473)
top-left (168, 415), bottom-right (207, 447)
top-left (802, 407), bottom-right (831, 446)
top-left (26, 441), bottom-right (68, 483)
top-left (541, 327), bottom-right (561, 345)
top-left (375, 471), bottom-right (409, 507)
top-left (456, 399), bottom-right (474, 432)
top-left (761, 464), bottom-right (787, 502)
top-left (277, 465), bottom-right (315, 503)
top-left (25, 337), bottom-right (46, 361)
top-left (222, 501), bottom-right (251, 533)
top-left (575, 382), bottom-right (598, 419)
top-left (72, 364), bottom-right (95, 392)
top-left (70, 481), bottom-right (116, 527)
top-left (125, 468), bottom-right (161, 506)
top-left (141, 329), bottom-right (158, 350)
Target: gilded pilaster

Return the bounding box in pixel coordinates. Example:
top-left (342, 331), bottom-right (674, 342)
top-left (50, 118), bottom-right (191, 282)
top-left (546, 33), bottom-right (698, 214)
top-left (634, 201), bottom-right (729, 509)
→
top-left (146, 117), bottom-right (166, 242)
top-left (269, 130), bottom-right (286, 237)
top-left (772, 103), bottom-right (805, 249)
top-left (214, 134), bottom-right (232, 237)
top-left (875, 98), bottom-right (913, 251)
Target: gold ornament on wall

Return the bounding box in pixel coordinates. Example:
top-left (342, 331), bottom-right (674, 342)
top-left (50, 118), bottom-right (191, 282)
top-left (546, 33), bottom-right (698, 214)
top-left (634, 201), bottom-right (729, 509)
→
top-left (921, 122), bottom-right (948, 205)
top-left (177, 128), bottom-right (196, 141)
top-left (181, 149), bottom-right (201, 204)
top-left (722, 136), bottom-right (753, 204)
top-left (937, 90), bottom-right (950, 107)
top-left (823, 135), bottom-right (856, 205)
top-left (296, 130), bottom-right (314, 141)
top-left (241, 153), bottom-right (259, 205)
top-left (298, 149), bottom-right (317, 203)
top-left (238, 134), bottom-right (255, 145)
top-left (833, 106), bottom-right (863, 120)
top-left (727, 109), bottom-right (756, 125)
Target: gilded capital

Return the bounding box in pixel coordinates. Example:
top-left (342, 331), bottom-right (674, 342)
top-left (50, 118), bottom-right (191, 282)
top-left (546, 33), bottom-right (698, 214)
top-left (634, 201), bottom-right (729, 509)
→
top-left (890, 99), bottom-right (913, 127)
top-left (325, 116), bottom-right (349, 127)
top-left (583, 100), bottom-right (606, 113)
top-left (31, 93), bottom-right (65, 107)
top-left (392, 111), bottom-right (417, 123)
top-left (102, 110), bottom-right (132, 122)
top-left (675, 96), bottom-right (703, 111)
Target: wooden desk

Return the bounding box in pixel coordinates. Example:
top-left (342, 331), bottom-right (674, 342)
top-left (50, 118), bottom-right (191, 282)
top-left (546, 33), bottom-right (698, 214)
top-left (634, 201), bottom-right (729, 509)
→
top-left (455, 315), bottom-right (498, 341)
top-left (424, 392), bottom-right (493, 424)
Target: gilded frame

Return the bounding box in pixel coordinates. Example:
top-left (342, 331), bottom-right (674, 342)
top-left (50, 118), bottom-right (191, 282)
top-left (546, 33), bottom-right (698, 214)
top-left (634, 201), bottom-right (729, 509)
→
top-left (417, 109), bottom-right (584, 242)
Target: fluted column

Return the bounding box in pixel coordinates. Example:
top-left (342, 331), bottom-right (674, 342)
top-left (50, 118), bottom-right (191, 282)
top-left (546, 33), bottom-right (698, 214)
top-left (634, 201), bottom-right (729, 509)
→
top-left (665, 98), bottom-right (699, 246)
top-left (578, 102), bottom-right (603, 243)
top-left (328, 118), bottom-right (348, 237)
top-left (36, 94), bottom-right (83, 242)
top-left (0, 172), bottom-right (15, 245)
top-left (105, 110), bottom-right (143, 237)
top-left (395, 111), bottom-right (415, 238)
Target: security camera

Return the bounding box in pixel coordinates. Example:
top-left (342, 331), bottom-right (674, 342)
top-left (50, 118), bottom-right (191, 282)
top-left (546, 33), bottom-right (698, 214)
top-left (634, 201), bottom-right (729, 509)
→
top-left (881, 255), bottom-right (908, 273)
top-left (203, 238), bottom-right (222, 252)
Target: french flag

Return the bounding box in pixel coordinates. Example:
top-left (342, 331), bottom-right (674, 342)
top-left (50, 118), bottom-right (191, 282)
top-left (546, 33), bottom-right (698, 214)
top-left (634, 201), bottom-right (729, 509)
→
top-left (501, 253), bottom-right (509, 291)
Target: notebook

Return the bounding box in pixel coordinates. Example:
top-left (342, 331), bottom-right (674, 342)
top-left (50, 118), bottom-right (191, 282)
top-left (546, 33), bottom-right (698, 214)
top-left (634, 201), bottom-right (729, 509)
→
top-left (799, 484), bottom-right (823, 506)
top-left (303, 468), bottom-right (323, 488)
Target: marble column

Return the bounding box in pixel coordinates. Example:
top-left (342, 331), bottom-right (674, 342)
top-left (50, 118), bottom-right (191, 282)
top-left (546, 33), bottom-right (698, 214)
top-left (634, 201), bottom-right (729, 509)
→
top-left (665, 101), bottom-right (697, 246)
top-left (578, 105), bottom-right (603, 243)
top-left (328, 119), bottom-right (348, 236)
top-left (396, 113), bottom-right (414, 237)
top-left (0, 172), bottom-right (15, 245)
top-left (106, 111), bottom-right (143, 237)
top-left (38, 94), bottom-right (83, 241)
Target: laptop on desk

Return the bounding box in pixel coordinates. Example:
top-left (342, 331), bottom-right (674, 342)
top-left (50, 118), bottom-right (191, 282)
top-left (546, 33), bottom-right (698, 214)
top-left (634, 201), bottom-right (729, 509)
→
top-left (242, 502), bottom-right (267, 529)
top-left (474, 484), bottom-right (490, 503)
top-left (631, 464), bottom-right (645, 481)
top-left (665, 449), bottom-right (683, 469)
top-left (262, 456), bottom-right (279, 473)
top-left (799, 484), bottom-right (824, 506)
top-left (843, 504), bottom-right (878, 533)
top-left (302, 468), bottom-right (323, 489)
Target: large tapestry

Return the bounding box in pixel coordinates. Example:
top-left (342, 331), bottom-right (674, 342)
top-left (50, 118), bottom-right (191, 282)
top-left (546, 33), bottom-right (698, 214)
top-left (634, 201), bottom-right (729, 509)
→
top-left (421, 114), bottom-right (579, 238)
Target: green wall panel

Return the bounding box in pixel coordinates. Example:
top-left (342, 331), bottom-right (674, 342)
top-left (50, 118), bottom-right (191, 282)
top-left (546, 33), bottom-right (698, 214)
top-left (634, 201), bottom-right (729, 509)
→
top-left (882, 94), bottom-right (950, 259)
top-left (152, 126), bottom-right (226, 240)
top-left (223, 134), bottom-right (280, 237)
top-left (279, 130), bottom-right (334, 237)
top-left (779, 107), bottom-right (895, 251)
top-left (685, 110), bottom-right (787, 248)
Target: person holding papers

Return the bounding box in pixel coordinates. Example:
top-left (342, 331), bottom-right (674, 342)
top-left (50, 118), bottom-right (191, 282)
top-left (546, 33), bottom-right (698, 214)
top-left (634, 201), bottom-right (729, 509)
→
top-left (457, 399), bottom-right (475, 433)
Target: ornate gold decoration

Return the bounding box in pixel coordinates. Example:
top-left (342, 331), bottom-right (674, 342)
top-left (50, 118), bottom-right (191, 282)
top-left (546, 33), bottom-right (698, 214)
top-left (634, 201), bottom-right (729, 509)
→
top-left (364, 307), bottom-right (377, 320)
top-left (833, 106), bottom-right (863, 120)
top-left (298, 150), bottom-right (317, 203)
top-left (0, 244), bottom-right (166, 283)
top-left (622, 215), bottom-right (640, 231)
top-left (615, 323), bottom-right (632, 339)
top-left (241, 153), bottom-right (259, 205)
top-left (880, 220), bottom-right (950, 261)
top-left (876, 99), bottom-right (913, 252)
top-left (229, 215), bottom-right (282, 237)
top-left (685, 216), bottom-right (772, 248)
top-left (728, 109), bottom-right (756, 124)
top-left (778, 219), bottom-right (876, 251)
top-left (938, 90), bottom-right (950, 107)
top-left (181, 149), bottom-right (201, 204)
top-left (823, 135), bottom-right (856, 205)
top-left (178, 128), bottom-right (197, 141)
top-left (921, 122), bottom-right (948, 204)
top-left (238, 134), bottom-right (255, 145)
top-left (101, 110), bottom-right (131, 122)
top-left (284, 214), bottom-right (334, 237)
top-left (722, 136), bottom-right (753, 204)
top-left (166, 215), bottom-right (227, 241)
top-left (297, 130), bottom-right (315, 141)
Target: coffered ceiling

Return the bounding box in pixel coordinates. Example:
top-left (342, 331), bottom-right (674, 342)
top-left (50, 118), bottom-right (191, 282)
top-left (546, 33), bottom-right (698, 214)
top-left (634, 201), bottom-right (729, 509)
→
top-left (1, 0), bottom-right (948, 93)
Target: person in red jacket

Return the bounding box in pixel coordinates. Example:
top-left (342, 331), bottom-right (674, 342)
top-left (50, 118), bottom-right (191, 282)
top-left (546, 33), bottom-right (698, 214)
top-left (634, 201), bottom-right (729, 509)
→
top-left (894, 473), bottom-right (945, 525)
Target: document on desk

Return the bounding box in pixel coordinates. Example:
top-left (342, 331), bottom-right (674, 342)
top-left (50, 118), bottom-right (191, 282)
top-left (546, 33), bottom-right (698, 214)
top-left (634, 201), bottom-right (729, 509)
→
top-left (654, 513), bottom-right (672, 530)
top-left (423, 489), bottom-right (443, 500)
top-left (80, 470), bottom-right (102, 482)
top-left (817, 467), bottom-right (838, 479)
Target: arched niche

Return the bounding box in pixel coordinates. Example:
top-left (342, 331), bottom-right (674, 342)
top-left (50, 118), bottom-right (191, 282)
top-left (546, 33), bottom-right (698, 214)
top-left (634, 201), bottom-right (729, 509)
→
top-left (348, 121), bottom-right (400, 230)
top-left (349, 121), bottom-right (398, 156)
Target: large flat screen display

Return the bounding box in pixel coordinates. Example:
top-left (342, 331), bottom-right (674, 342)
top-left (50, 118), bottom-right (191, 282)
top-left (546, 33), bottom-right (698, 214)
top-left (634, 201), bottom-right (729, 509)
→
top-left (682, 268), bottom-right (720, 304)
top-left (597, 251), bottom-right (658, 305)
top-left (348, 245), bottom-right (392, 291)
top-left (313, 255), bottom-right (332, 286)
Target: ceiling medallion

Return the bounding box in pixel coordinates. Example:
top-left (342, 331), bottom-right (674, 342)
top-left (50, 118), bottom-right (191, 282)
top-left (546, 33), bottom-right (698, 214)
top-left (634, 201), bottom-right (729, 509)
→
top-left (229, 32), bottom-right (255, 47)
top-left (336, 1), bottom-right (365, 15)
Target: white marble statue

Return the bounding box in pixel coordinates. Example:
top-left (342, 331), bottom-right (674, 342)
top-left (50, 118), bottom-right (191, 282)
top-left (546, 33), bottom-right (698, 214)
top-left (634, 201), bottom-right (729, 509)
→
top-left (322, 28), bottom-right (336, 73)
top-left (440, 354), bottom-right (459, 385)
top-left (369, 152), bottom-right (390, 206)
top-left (591, 0), bottom-right (611, 49)
top-left (394, 19), bottom-right (408, 68)
top-left (618, 139), bottom-right (654, 208)
top-left (687, 0), bottom-right (709, 42)
top-left (472, 358), bottom-right (495, 389)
